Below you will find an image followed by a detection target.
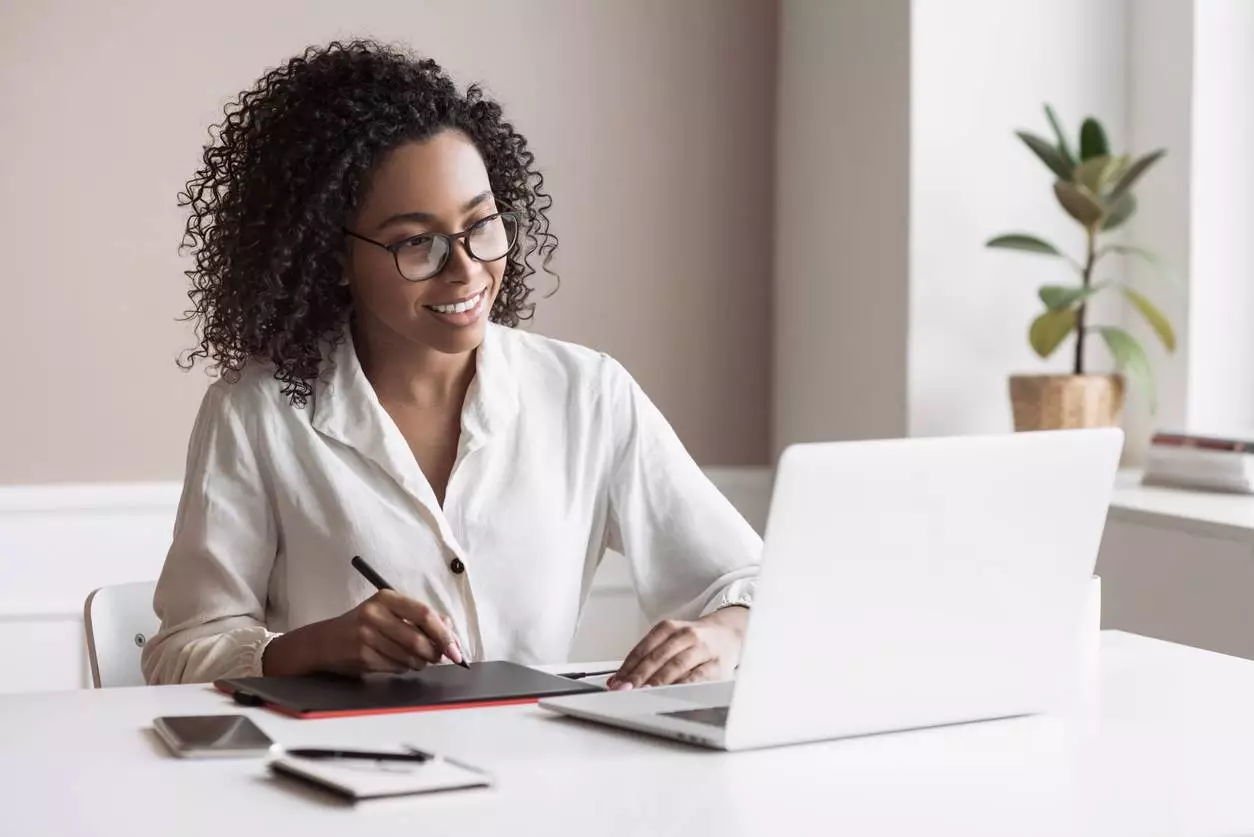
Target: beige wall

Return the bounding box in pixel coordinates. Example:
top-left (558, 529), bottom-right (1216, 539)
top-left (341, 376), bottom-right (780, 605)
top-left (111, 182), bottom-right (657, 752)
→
top-left (0, 0), bottom-right (775, 485)
top-left (772, 0), bottom-right (911, 454)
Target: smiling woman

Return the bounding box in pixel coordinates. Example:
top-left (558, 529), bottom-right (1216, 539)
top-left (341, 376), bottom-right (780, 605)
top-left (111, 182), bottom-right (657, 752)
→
top-left (177, 42), bottom-right (557, 402)
top-left (338, 137), bottom-right (527, 355)
top-left (143, 40), bottom-right (762, 691)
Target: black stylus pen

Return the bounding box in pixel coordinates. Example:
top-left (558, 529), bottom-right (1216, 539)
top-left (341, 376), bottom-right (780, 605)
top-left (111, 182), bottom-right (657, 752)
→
top-left (351, 555), bottom-right (471, 669)
top-left (286, 747), bottom-right (431, 763)
top-left (559, 669), bottom-right (619, 680)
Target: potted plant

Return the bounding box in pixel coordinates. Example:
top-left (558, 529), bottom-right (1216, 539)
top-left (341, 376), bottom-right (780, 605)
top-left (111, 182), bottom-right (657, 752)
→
top-left (986, 104), bottom-right (1177, 431)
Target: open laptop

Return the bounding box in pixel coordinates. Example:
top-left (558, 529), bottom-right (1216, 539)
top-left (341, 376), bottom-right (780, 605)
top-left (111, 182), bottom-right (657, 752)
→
top-left (540, 428), bottom-right (1123, 751)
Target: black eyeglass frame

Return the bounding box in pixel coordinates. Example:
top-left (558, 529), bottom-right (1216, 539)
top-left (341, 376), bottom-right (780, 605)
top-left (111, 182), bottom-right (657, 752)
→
top-left (342, 205), bottom-right (524, 282)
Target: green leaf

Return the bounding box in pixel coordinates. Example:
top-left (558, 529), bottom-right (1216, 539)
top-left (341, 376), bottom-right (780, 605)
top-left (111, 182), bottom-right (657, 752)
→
top-left (1107, 153), bottom-right (1133, 182)
top-left (1079, 117), bottom-right (1110, 160)
top-left (1016, 130), bottom-right (1075, 181)
top-left (1109, 149), bottom-right (1167, 201)
top-left (1121, 287), bottom-right (1177, 352)
top-left (1044, 104), bottom-right (1077, 168)
top-left (1054, 180), bottom-right (1105, 227)
top-left (1029, 308), bottom-right (1078, 358)
top-left (1100, 243), bottom-right (1181, 287)
top-left (986, 234), bottom-right (1065, 256)
top-left (1095, 326), bottom-right (1156, 411)
top-left (1074, 156), bottom-right (1120, 196)
top-left (1102, 192), bottom-right (1137, 230)
top-left (1039, 283), bottom-right (1107, 312)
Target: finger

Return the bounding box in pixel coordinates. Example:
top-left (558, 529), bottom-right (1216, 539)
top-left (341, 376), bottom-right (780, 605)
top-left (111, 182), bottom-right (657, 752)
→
top-left (440, 614), bottom-right (468, 665)
top-left (612, 620), bottom-right (683, 686)
top-left (361, 598), bottom-right (442, 662)
top-left (373, 610), bottom-right (444, 663)
top-left (621, 629), bottom-right (699, 688)
top-left (361, 620), bottom-right (426, 669)
top-left (359, 645), bottom-right (408, 674)
top-left (377, 591), bottom-right (458, 660)
top-left (380, 591), bottom-right (456, 652)
top-left (676, 660), bottom-right (722, 685)
top-left (646, 645), bottom-right (710, 687)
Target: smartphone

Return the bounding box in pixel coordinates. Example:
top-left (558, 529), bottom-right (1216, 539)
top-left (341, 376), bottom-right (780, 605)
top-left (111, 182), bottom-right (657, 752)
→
top-left (152, 714), bottom-right (276, 758)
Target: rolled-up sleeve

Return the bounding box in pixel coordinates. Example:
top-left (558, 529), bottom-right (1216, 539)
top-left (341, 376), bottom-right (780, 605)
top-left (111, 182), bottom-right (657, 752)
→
top-left (602, 357), bottom-right (762, 623)
top-left (141, 382), bottom-right (280, 685)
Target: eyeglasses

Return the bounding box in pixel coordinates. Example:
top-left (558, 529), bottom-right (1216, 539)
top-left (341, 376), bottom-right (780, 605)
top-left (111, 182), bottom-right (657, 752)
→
top-left (343, 208), bottom-right (523, 282)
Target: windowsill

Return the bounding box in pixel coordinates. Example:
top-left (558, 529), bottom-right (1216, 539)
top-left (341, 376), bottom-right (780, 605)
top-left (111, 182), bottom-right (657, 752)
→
top-left (1110, 469), bottom-right (1254, 544)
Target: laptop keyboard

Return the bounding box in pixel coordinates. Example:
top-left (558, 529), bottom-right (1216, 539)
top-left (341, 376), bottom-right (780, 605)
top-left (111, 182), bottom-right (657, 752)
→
top-left (660, 705), bottom-right (730, 727)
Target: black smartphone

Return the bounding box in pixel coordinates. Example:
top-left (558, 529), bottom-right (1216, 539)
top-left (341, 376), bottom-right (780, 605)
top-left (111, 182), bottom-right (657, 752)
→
top-left (152, 714), bottom-right (275, 758)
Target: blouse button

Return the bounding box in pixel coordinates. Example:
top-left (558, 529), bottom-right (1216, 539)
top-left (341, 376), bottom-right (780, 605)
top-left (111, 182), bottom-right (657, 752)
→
top-left (449, 558), bottom-right (466, 575)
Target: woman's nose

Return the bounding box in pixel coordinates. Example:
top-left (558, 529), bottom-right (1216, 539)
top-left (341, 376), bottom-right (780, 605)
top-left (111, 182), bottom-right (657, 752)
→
top-left (438, 238), bottom-right (480, 283)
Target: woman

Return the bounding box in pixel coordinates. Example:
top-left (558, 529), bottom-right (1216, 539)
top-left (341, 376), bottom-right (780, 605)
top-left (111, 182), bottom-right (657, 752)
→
top-left (142, 40), bottom-right (760, 692)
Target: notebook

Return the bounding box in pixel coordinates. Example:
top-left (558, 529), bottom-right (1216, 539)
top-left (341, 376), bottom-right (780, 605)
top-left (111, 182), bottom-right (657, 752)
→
top-left (269, 748), bottom-right (491, 801)
top-left (216, 661), bottom-right (602, 718)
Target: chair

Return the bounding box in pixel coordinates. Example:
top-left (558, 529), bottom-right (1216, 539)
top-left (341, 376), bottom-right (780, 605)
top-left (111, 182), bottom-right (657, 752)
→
top-left (83, 581), bottom-right (159, 688)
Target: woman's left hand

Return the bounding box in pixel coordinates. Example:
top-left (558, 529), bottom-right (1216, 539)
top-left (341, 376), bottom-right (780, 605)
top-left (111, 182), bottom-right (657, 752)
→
top-left (607, 606), bottom-right (748, 691)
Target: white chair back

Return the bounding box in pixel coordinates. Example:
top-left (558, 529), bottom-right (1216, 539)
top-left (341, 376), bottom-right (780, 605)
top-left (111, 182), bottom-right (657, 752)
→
top-left (83, 581), bottom-right (159, 688)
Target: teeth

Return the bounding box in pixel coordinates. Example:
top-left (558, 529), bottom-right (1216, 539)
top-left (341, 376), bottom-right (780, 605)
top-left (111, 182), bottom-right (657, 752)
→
top-left (431, 290), bottom-right (483, 315)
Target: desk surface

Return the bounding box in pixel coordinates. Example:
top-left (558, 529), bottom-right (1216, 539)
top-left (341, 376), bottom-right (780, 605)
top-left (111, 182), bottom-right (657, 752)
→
top-left (3, 632), bottom-right (1252, 837)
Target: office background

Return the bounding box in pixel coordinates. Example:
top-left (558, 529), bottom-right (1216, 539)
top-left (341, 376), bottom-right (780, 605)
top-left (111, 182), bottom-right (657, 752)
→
top-left (0, 0), bottom-right (777, 483)
top-left (5, 0), bottom-right (1251, 484)
top-left (3, 0), bottom-right (1254, 690)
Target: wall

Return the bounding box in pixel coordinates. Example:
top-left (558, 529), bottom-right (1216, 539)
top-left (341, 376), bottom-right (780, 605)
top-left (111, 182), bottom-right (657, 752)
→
top-left (909, 0), bottom-right (1129, 439)
top-left (774, 0), bottom-right (1133, 453)
top-left (0, 0), bottom-right (776, 486)
top-left (1121, 0), bottom-right (1194, 463)
top-left (1186, 0), bottom-right (1254, 434)
top-left (772, 0), bottom-right (912, 456)
top-left (1120, 0), bottom-right (1254, 460)
top-left (772, 0), bottom-right (1246, 458)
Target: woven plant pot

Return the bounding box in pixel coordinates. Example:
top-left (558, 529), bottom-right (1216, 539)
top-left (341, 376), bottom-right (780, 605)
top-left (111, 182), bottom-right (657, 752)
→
top-left (1008, 374), bottom-right (1125, 431)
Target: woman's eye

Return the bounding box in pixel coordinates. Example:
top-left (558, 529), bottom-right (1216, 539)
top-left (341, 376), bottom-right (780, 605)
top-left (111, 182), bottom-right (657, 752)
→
top-left (397, 235), bottom-right (433, 250)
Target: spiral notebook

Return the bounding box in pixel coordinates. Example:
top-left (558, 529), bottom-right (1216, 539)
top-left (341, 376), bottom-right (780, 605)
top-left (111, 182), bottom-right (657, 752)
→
top-left (270, 749), bottom-right (492, 800)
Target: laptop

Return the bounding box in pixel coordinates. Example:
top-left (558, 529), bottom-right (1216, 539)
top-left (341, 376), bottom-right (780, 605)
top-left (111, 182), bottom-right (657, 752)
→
top-left (540, 428), bottom-right (1123, 751)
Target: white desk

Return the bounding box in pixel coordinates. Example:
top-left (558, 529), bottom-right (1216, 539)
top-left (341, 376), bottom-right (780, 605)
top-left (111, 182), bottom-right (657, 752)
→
top-left (2, 631), bottom-right (1252, 836)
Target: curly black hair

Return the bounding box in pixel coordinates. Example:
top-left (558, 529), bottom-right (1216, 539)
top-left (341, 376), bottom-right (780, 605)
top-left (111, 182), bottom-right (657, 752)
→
top-left (177, 39), bottom-right (558, 405)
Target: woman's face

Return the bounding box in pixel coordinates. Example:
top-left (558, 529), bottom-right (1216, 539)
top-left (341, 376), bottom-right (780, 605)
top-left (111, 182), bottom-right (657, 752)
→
top-left (345, 129), bottom-right (507, 357)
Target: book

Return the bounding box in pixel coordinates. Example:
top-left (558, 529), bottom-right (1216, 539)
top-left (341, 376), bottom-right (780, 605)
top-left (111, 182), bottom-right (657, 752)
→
top-left (1151, 430), bottom-right (1254, 453)
top-left (1143, 430), bottom-right (1254, 494)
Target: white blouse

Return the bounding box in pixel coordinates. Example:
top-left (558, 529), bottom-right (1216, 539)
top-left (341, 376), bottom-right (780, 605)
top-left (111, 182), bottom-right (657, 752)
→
top-left (141, 323), bottom-right (762, 685)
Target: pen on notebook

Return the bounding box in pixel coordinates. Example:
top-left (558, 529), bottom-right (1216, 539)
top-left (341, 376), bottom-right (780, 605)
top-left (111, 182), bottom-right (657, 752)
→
top-left (286, 747), bottom-right (431, 763)
top-left (351, 555), bottom-right (470, 669)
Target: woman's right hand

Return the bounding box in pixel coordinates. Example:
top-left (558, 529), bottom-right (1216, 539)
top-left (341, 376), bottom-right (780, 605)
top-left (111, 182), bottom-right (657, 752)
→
top-left (263, 590), bottom-right (464, 676)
